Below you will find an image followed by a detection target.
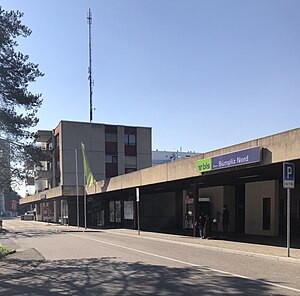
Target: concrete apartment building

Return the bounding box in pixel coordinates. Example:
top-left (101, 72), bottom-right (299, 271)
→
top-left (29, 120), bottom-right (152, 222)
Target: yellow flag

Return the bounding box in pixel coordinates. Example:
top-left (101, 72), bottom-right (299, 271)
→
top-left (81, 142), bottom-right (96, 187)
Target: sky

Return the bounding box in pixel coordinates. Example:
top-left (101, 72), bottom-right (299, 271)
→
top-left (1, 0), bottom-right (300, 154)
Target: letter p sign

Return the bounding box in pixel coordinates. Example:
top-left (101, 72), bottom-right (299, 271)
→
top-left (283, 162), bottom-right (295, 189)
top-left (287, 167), bottom-right (293, 178)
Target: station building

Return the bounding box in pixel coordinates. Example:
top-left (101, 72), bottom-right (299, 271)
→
top-left (20, 126), bottom-right (300, 240)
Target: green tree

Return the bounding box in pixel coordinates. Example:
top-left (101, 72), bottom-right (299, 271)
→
top-left (0, 7), bottom-right (44, 189)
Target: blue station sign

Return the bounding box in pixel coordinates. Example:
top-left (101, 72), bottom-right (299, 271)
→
top-left (197, 147), bottom-right (261, 173)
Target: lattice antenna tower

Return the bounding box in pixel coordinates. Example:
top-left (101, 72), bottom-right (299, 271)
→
top-left (87, 8), bottom-right (93, 122)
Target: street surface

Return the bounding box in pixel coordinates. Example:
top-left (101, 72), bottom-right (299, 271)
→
top-left (0, 218), bottom-right (300, 295)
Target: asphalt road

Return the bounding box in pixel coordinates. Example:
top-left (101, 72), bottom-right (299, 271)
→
top-left (1, 218), bottom-right (300, 295)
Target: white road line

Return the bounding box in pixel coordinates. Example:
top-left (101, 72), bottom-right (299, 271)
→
top-left (103, 230), bottom-right (281, 260)
top-left (69, 233), bottom-right (300, 294)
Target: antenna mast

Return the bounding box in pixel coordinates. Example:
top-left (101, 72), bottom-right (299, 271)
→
top-left (87, 8), bottom-right (93, 122)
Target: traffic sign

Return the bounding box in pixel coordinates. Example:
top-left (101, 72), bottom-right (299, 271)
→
top-left (283, 162), bottom-right (295, 189)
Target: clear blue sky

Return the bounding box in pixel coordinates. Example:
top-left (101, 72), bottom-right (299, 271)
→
top-left (2, 0), bottom-right (300, 153)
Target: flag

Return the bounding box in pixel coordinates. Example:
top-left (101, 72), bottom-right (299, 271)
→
top-left (81, 142), bottom-right (96, 187)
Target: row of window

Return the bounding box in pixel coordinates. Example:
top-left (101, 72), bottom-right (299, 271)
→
top-left (105, 132), bottom-right (137, 146)
top-left (105, 128), bottom-right (137, 178)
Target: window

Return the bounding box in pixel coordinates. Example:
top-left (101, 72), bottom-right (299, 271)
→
top-left (55, 135), bottom-right (60, 148)
top-left (124, 134), bottom-right (136, 146)
top-left (105, 155), bottom-right (118, 164)
top-left (263, 197), bottom-right (271, 230)
top-left (109, 201), bottom-right (115, 222)
top-left (124, 134), bottom-right (137, 156)
top-left (46, 161), bottom-right (52, 171)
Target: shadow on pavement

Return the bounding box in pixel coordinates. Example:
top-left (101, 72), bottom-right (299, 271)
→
top-left (0, 229), bottom-right (102, 241)
top-left (0, 256), bottom-right (287, 295)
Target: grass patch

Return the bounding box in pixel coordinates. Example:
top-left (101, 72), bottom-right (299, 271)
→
top-left (0, 246), bottom-right (11, 258)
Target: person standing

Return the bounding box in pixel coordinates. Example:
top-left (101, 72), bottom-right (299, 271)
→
top-left (196, 213), bottom-right (205, 238)
top-left (203, 213), bottom-right (209, 239)
top-left (222, 205), bottom-right (229, 236)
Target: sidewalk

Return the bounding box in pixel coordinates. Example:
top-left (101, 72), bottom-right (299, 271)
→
top-left (101, 228), bottom-right (300, 264)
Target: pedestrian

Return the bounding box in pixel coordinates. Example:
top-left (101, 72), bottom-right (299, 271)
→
top-left (195, 213), bottom-right (206, 238)
top-left (203, 213), bottom-right (209, 239)
top-left (222, 205), bottom-right (229, 236)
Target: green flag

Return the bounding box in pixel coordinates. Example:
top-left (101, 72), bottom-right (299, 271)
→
top-left (81, 142), bottom-right (96, 187)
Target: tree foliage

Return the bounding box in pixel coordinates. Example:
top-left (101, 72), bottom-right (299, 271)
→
top-left (0, 7), bottom-right (44, 189)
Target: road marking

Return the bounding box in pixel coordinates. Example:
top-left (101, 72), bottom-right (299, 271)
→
top-left (69, 233), bottom-right (300, 294)
top-left (98, 229), bottom-right (300, 265)
top-left (103, 229), bottom-right (284, 260)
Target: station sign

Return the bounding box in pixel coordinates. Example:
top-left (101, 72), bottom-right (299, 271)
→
top-left (196, 147), bottom-right (261, 173)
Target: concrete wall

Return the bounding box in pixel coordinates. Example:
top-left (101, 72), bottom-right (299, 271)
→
top-left (61, 121), bottom-right (106, 186)
top-left (137, 127), bottom-right (152, 170)
top-left (245, 180), bottom-right (279, 236)
top-left (224, 186), bottom-right (236, 232)
top-left (194, 128), bottom-right (300, 166)
top-left (19, 185), bottom-right (84, 205)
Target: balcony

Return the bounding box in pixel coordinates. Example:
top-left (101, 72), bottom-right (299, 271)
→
top-left (35, 170), bottom-right (53, 180)
top-left (25, 176), bottom-right (35, 186)
top-left (35, 130), bottom-right (52, 143)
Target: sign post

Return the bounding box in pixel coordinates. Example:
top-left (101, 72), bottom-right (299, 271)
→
top-left (136, 187), bottom-right (140, 236)
top-left (75, 148), bottom-right (80, 228)
top-left (283, 162), bottom-right (295, 257)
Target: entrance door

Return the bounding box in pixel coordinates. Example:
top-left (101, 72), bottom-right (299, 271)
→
top-left (199, 201), bottom-right (211, 217)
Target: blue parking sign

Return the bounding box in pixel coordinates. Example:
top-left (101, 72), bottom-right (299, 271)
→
top-left (283, 162), bottom-right (295, 189)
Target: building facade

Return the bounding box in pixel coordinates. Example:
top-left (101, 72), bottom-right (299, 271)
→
top-left (21, 127), bottom-right (300, 241)
top-left (27, 120), bottom-right (152, 222)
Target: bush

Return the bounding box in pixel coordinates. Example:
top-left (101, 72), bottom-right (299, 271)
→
top-left (0, 246), bottom-right (11, 259)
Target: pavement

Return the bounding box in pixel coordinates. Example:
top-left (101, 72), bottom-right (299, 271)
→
top-left (1, 221), bottom-right (300, 265)
top-left (104, 228), bottom-right (300, 264)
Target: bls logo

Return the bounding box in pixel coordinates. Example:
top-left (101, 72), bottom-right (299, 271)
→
top-left (196, 158), bottom-right (212, 173)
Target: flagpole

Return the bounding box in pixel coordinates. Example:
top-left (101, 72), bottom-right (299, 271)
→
top-left (75, 148), bottom-right (79, 228)
top-left (84, 168), bottom-right (87, 230)
top-left (81, 142), bottom-right (96, 231)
